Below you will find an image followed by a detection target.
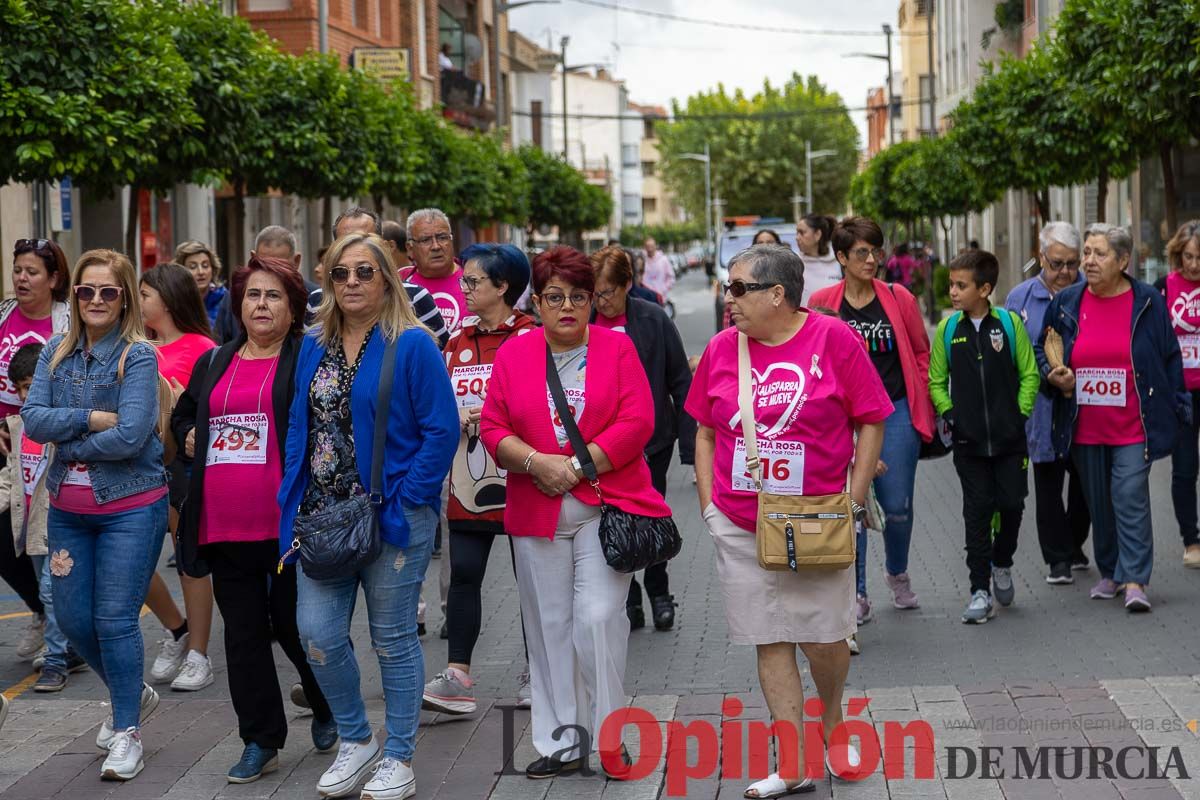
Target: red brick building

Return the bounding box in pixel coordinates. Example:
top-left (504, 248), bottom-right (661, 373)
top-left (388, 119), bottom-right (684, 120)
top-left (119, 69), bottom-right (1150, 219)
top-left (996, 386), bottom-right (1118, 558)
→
top-left (866, 86), bottom-right (888, 157)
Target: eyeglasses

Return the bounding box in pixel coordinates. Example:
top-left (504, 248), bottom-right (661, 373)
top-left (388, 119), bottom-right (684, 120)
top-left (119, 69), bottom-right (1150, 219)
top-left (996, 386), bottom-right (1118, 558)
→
top-left (851, 247), bottom-right (886, 262)
top-left (540, 290), bottom-right (593, 308)
top-left (14, 238), bottom-right (51, 254)
top-left (723, 280), bottom-right (778, 298)
top-left (74, 285), bottom-right (123, 303)
top-left (459, 275), bottom-right (488, 292)
top-left (1043, 258), bottom-right (1080, 273)
top-left (595, 288), bottom-right (618, 301)
top-left (410, 233), bottom-right (453, 248)
top-left (330, 264), bottom-right (379, 284)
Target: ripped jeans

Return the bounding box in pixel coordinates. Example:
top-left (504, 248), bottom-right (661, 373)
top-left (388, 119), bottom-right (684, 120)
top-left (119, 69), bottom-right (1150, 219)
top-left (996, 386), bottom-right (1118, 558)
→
top-left (296, 504), bottom-right (435, 762)
top-left (856, 402), bottom-right (921, 595)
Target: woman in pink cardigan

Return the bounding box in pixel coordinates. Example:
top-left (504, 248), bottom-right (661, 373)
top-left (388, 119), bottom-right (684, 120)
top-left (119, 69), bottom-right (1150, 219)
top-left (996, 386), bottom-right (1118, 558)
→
top-left (809, 216), bottom-right (934, 634)
top-left (480, 246), bottom-right (669, 781)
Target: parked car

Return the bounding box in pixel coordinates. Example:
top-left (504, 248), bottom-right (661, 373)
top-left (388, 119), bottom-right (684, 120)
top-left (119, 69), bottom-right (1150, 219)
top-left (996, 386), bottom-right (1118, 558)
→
top-left (713, 226), bottom-right (805, 330)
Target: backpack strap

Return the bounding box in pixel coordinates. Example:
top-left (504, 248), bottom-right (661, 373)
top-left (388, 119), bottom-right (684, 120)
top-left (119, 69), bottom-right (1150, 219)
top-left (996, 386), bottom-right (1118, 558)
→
top-left (943, 311), bottom-right (962, 368)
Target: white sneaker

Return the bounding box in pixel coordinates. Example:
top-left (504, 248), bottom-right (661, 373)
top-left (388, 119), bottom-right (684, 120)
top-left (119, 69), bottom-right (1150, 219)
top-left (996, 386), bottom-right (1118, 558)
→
top-left (31, 645), bottom-right (48, 672)
top-left (171, 650), bottom-right (214, 691)
top-left (826, 742), bottom-right (862, 780)
top-left (0, 693), bottom-right (10, 732)
top-left (150, 631), bottom-right (189, 683)
top-left (361, 757), bottom-right (416, 800)
top-left (317, 739), bottom-right (380, 798)
top-left (16, 614), bottom-right (46, 659)
top-left (516, 670), bottom-right (532, 709)
top-left (97, 683), bottom-right (159, 750)
top-left (847, 634), bottom-right (860, 655)
top-left (101, 727), bottom-right (144, 780)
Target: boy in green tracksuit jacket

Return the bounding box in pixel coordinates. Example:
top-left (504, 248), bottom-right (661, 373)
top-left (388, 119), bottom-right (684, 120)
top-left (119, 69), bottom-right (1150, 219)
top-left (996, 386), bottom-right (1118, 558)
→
top-left (929, 249), bottom-right (1040, 625)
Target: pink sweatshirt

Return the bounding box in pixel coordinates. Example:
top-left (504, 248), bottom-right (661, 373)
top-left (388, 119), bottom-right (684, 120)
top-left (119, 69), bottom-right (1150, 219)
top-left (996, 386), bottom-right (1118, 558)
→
top-left (481, 326), bottom-right (670, 539)
top-left (809, 279), bottom-right (935, 443)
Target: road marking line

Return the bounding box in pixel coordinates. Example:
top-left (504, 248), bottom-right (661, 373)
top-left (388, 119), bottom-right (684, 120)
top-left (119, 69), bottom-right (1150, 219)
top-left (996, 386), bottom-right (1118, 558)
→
top-left (0, 611), bottom-right (33, 621)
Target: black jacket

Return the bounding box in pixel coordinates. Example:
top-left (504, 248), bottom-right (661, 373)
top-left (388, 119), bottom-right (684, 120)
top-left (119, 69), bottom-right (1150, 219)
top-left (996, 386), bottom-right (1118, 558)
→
top-left (940, 313), bottom-right (1031, 458)
top-left (593, 297), bottom-right (696, 463)
top-left (170, 334), bottom-right (300, 578)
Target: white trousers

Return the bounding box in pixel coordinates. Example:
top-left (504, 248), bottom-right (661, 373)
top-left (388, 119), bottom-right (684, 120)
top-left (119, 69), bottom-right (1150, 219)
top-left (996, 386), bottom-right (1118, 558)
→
top-left (512, 494), bottom-right (633, 758)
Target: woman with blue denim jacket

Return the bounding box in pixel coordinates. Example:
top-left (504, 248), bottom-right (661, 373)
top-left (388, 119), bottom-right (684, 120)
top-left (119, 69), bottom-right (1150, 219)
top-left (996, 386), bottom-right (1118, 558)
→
top-left (22, 249), bottom-right (169, 781)
top-left (277, 233), bottom-right (458, 800)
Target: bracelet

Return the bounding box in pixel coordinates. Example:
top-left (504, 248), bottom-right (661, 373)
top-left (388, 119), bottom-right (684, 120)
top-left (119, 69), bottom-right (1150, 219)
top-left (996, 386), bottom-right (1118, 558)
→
top-left (522, 450), bottom-right (537, 472)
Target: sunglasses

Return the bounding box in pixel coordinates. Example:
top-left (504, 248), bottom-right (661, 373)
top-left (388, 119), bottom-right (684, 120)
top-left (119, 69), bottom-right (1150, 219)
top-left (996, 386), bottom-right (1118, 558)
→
top-left (851, 247), bottom-right (886, 262)
top-left (14, 238), bottom-right (51, 255)
top-left (722, 280), bottom-right (777, 298)
top-left (74, 285), bottom-right (123, 303)
top-left (330, 264), bottom-right (379, 284)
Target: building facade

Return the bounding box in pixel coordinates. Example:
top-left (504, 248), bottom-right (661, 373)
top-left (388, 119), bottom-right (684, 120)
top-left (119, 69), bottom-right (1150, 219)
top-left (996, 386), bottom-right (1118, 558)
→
top-left (898, 0), bottom-right (936, 141)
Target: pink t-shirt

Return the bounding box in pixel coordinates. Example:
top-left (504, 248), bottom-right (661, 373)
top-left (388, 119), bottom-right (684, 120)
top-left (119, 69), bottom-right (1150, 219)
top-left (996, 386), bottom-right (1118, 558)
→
top-left (594, 312), bottom-right (627, 333)
top-left (155, 333), bottom-right (217, 387)
top-left (1072, 289), bottom-right (1143, 446)
top-left (685, 314), bottom-right (894, 533)
top-left (402, 266), bottom-right (468, 335)
top-left (51, 479), bottom-right (167, 514)
top-left (0, 308), bottom-right (54, 417)
top-left (199, 354), bottom-right (282, 545)
top-left (1166, 271), bottom-right (1200, 390)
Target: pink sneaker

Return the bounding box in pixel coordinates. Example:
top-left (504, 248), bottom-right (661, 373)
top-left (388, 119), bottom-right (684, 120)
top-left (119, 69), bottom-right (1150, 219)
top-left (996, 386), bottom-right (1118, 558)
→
top-left (855, 594), bottom-right (872, 625)
top-left (885, 573), bottom-right (920, 609)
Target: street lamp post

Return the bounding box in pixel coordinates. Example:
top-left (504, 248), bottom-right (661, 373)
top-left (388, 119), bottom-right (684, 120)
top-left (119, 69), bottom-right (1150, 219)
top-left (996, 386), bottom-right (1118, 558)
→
top-left (805, 141), bottom-right (837, 214)
top-left (679, 143), bottom-right (713, 258)
top-left (561, 36), bottom-right (569, 158)
top-left (843, 23), bottom-right (896, 145)
top-left (491, 0), bottom-right (559, 131)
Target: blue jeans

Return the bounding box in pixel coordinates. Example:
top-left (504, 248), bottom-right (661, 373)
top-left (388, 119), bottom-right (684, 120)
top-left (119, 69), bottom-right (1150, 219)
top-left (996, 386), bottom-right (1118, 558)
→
top-left (48, 497), bottom-right (167, 730)
top-left (296, 505), bottom-right (435, 761)
top-left (1169, 389), bottom-right (1200, 548)
top-left (29, 554), bottom-right (71, 672)
top-left (855, 403), bottom-right (922, 596)
top-left (1073, 444), bottom-right (1154, 585)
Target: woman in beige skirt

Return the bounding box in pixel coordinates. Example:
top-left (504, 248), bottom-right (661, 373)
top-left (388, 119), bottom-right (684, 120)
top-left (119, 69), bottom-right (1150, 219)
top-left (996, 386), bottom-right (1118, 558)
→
top-left (685, 244), bottom-right (890, 799)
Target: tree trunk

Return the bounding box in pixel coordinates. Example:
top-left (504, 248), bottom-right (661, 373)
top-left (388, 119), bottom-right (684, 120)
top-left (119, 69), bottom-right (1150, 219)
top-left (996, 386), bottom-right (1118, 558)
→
top-left (1036, 190), bottom-right (1049, 226)
top-left (373, 194), bottom-right (384, 216)
top-left (125, 186), bottom-right (140, 262)
top-left (1096, 165), bottom-right (1109, 223)
top-left (927, 216), bottom-right (940, 325)
top-left (323, 196), bottom-right (334, 244)
top-left (234, 179), bottom-right (246, 264)
top-left (1160, 141), bottom-right (1179, 235)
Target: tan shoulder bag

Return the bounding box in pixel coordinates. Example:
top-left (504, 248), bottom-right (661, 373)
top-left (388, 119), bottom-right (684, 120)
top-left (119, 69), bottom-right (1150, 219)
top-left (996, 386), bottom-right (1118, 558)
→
top-left (737, 332), bottom-right (855, 571)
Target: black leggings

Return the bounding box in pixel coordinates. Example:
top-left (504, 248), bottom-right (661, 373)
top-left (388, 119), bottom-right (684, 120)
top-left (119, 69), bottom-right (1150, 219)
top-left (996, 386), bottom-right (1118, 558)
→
top-left (446, 530), bottom-right (517, 666)
top-left (0, 511), bottom-right (44, 616)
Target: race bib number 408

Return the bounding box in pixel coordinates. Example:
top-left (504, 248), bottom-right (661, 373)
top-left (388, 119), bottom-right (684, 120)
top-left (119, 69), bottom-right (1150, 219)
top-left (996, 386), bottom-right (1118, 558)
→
top-left (451, 365), bottom-right (492, 409)
top-left (731, 438), bottom-right (805, 495)
top-left (1076, 368), bottom-right (1127, 407)
top-left (207, 413), bottom-right (268, 466)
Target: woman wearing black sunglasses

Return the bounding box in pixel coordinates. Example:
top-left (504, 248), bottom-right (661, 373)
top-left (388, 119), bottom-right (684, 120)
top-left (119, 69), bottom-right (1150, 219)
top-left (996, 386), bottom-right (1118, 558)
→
top-left (0, 238), bottom-right (71, 663)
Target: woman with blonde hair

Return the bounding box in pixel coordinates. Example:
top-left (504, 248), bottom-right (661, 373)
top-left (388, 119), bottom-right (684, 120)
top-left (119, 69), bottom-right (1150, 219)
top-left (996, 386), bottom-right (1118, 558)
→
top-left (174, 241), bottom-right (226, 327)
top-left (23, 250), bottom-right (170, 781)
top-left (278, 233), bottom-right (458, 799)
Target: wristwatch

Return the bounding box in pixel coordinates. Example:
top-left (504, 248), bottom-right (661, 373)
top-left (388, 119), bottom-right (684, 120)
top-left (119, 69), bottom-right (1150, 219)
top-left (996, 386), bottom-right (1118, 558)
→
top-left (851, 499), bottom-right (867, 523)
top-left (570, 455), bottom-right (584, 476)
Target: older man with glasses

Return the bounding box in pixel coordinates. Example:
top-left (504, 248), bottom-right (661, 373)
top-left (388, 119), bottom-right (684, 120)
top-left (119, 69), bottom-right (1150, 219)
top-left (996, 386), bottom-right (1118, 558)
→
top-left (404, 208), bottom-right (468, 337)
top-left (1006, 221), bottom-right (1091, 585)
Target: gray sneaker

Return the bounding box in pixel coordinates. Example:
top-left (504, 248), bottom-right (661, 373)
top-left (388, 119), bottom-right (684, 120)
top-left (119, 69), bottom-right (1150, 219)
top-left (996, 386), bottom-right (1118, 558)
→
top-left (516, 670), bottom-right (532, 709)
top-left (992, 567), bottom-right (1015, 607)
top-left (961, 590), bottom-right (995, 624)
top-left (421, 670), bottom-right (476, 715)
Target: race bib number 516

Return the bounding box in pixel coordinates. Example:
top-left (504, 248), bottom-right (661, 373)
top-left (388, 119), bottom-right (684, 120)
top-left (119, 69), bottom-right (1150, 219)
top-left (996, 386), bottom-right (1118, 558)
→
top-left (1076, 368), bottom-right (1127, 407)
top-left (731, 438), bottom-right (805, 495)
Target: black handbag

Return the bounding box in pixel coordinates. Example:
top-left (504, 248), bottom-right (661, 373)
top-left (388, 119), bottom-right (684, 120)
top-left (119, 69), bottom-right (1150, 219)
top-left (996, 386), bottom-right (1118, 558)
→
top-left (279, 337), bottom-right (398, 580)
top-left (545, 344), bottom-right (682, 573)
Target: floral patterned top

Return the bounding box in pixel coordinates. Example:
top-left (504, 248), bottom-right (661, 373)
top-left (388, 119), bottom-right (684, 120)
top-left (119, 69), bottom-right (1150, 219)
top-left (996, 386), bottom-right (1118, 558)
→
top-left (300, 328), bottom-right (375, 515)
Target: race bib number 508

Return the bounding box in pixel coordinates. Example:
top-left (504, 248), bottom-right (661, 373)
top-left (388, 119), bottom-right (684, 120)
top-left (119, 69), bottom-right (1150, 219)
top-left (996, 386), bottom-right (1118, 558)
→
top-left (731, 438), bottom-right (805, 495)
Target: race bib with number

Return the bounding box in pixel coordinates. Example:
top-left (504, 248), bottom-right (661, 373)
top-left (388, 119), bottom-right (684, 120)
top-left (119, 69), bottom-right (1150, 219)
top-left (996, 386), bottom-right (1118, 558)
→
top-left (731, 438), bottom-right (805, 495)
top-left (1076, 368), bottom-right (1127, 407)
top-left (20, 446), bottom-right (46, 500)
top-left (1180, 335), bottom-right (1200, 370)
top-left (62, 461), bottom-right (92, 487)
top-left (451, 365), bottom-right (493, 409)
top-left (207, 413), bottom-right (268, 466)
top-left (548, 387), bottom-right (586, 443)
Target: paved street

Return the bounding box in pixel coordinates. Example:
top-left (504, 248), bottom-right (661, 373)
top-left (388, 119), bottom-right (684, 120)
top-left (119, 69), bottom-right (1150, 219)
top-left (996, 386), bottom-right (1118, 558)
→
top-left (2, 269), bottom-right (1199, 799)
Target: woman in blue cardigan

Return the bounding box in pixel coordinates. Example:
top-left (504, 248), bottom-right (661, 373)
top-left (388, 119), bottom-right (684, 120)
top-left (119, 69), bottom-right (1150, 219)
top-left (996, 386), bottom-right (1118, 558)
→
top-left (278, 233), bottom-right (458, 800)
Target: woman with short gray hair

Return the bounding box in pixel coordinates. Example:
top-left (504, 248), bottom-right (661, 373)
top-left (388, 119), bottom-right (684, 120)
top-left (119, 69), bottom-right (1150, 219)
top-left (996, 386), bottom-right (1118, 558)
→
top-left (1037, 223), bottom-right (1187, 612)
top-left (687, 244), bottom-right (892, 795)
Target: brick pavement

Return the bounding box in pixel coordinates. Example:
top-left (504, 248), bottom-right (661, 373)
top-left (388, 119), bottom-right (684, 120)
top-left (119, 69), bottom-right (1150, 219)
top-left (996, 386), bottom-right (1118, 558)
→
top-left (1, 271), bottom-right (1198, 798)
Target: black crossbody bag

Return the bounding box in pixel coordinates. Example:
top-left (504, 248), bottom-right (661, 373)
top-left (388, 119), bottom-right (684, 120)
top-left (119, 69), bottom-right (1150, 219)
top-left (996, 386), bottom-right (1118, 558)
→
top-left (279, 337), bottom-right (398, 580)
top-left (545, 344), bottom-right (682, 573)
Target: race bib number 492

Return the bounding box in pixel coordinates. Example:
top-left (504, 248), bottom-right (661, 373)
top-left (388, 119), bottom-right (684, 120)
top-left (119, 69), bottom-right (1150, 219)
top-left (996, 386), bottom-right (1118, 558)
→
top-left (207, 413), bottom-right (268, 466)
top-left (1076, 368), bottom-right (1127, 407)
top-left (731, 438), bottom-right (805, 495)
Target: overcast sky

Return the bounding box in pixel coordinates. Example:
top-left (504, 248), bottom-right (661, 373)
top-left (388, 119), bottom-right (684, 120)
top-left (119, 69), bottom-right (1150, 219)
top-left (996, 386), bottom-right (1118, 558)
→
top-left (506, 0), bottom-right (903, 149)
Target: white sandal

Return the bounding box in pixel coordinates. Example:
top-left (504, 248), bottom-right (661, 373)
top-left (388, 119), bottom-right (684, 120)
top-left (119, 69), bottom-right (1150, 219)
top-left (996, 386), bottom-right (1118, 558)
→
top-left (826, 743), bottom-right (862, 780)
top-left (743, 773), bottom-right (814, 799)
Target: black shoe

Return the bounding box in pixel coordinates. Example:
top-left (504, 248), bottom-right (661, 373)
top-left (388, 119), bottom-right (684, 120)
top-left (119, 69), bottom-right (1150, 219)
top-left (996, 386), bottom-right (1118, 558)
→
top-left (649, 594), bottom-right (676, 631)
top-left (1045, 562), bottom-right (1074, 585)
top-left (417, 622), bottom-right (426, 637)
top-left (626, 603), bottom-right (645, 630)
top-left (526, 755), bottom-right (584, 779)
top-left (439, 621), bottom-right (449, 640)
top-left (65, 651), bottom-right (90, 674)
top-left (34, 666), bottom-right (67, 693)
top-left (1071, 552), bottom-right (1090, 571)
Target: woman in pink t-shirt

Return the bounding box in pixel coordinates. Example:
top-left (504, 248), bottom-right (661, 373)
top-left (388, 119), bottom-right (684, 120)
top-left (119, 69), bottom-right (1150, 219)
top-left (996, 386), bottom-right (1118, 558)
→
top-left (138, 263), bottom-right (218, 692)
top-left (170, 256), bottom-right (335, 779)
top-left (686, 244), bottom-right (891, 798)
top-left (1159, 221), bottom-right (1200, 568)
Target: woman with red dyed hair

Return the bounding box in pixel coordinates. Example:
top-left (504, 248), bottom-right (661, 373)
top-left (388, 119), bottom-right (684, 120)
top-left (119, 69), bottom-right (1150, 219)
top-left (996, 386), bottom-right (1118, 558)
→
top-left (481, 246), bottom-right (669, 780)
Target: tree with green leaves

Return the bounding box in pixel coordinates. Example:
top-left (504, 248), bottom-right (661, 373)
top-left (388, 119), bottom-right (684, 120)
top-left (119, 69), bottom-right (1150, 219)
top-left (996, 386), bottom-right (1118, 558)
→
top-left (517, 145), bottom-right (612, 236)
top-left (656, 75), bottom-right (859, 221)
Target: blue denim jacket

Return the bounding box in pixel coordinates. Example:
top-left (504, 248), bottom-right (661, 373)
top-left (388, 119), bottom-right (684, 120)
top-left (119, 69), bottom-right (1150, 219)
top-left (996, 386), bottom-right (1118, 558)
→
top-left (22, 326), bottom-right (166, 503)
